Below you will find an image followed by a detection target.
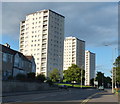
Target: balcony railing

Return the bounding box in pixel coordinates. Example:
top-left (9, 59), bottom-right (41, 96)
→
top-left (42, 50), bottom-right (46, 53)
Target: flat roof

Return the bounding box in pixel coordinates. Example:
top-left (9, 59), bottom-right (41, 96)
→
top-left (26, 9), bottom-right (65, 18)
top-left (65, 36), bottom-right (85, 42)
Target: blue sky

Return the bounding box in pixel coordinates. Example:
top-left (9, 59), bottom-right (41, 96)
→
top-left (1, 2), bottom-right (118, 77)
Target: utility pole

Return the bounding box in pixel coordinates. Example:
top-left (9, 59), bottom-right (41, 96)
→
top-left (81, 68), bottom-right (82, 88)
top-left (104, 44), bottom-right (116, 93)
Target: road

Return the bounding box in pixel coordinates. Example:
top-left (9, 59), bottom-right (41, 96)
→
top-left (2, 88), bottom-right (119, 104)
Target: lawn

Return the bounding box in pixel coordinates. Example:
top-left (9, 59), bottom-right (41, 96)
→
top-left (55, 83), bottom-right (92, 88)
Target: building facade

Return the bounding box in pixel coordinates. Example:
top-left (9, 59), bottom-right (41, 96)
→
top-left (1, 44), bottom-right (35, 80)
top-left (19, 9), bottom-right (65, 77)
top-left (63, 37), bottom-right (85, 70)
top-left (85, 50), bottom-right (95, 85)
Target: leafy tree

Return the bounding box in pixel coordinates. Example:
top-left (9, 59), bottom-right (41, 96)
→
top-left (63, 64), bottom-right (85, 83)
top-left (49, 68), bottom-right (61, 82)
top-left (95, 72), bottom-right (112, 88)
top-left (104, 76), bottom-right (112, 88)
top-left (113, 56), bottom-right (120, 86)
top-left (90, 78), bottom-right (94, 86)
top-left (36, 74), bottom-right (46, 83)
top-left (96, 72), bottom-right (104, 87)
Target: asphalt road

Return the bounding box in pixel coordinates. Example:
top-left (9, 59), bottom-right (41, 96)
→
top-left (2, 88), bottom-right (101, 103)
top-left (2, 88), bottom-right (118, 104)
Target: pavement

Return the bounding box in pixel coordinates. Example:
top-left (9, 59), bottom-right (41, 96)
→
top-left (82, 89), bottom-right (119, 104)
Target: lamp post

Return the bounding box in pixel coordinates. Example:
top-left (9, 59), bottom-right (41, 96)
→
top-left (104, 44), bottom-right (117, 93)
top-left (81, 69), bottom-right (82, 88)
top-left (81, 65), bottom-right (84, 89)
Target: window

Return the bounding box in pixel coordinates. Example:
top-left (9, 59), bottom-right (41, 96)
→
top-left (3, 53), bottom-right (7, 62)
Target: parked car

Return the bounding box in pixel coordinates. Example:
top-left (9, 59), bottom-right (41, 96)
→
top-left (98, 86), bottom-right (104, 90)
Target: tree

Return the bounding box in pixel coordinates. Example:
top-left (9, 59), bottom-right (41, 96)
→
top-left (63, 64), bottom-right (85, 83)
top-left (113, 56), bottom-right (120, 86)
top-left (96, 72), bottom-right (104, 87)
top-left (36, 74), bottom-right (46, 83)
top-left (95, 72), bottom-right (112, 88)
top-left (90, 78), bottom-right (94, 86)
top-left (49, 68), bottom-right (61, 82)
top-left (104, 76), bottom-right (112, 88)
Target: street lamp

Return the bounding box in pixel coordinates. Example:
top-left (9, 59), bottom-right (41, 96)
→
top-left (104, 44), bottom-right (117, 93)
top-left (81, 65), bottom-right (84, 89)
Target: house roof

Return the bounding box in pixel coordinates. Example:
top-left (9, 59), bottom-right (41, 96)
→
top-left (25, 56), bottom-right (34, 60)
top-left (0, 44), bottom-right (31, 62)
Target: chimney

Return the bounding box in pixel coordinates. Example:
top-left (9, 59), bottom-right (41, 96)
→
top-left (4, 43), bottom-right (10, 48)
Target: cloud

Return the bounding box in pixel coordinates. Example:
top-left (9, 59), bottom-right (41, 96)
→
top-left (2, 2), bottom-right (118, 47)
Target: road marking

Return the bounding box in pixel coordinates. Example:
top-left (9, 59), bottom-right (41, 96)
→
top-left (81, 92), bottom-right (107, 104)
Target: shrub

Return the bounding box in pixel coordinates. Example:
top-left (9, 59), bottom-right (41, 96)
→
top-left (16, 73), bottom-right (27, 81)
top-left (36, 74), bottom-right (46, 83)
top-left (46, 79), bottom-right (53, 86)
top-left (27, 72), bottom-right (35, 81)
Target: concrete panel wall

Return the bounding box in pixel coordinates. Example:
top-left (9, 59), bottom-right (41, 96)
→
top-left (2, 81), bottom-right (51, 93)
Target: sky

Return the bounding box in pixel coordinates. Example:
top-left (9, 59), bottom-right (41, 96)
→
top-left (1, 2), bottom-right (118, 77)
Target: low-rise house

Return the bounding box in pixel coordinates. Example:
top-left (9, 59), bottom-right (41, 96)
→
top-left (25, 56), bottom-right (36, 73)
top-left (0, 43), bottom-right (36, 80)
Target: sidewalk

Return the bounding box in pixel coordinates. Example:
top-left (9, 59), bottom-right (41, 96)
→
top-left (88, 89), bottom-right (119, 103)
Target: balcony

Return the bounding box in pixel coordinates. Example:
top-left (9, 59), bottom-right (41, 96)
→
top-left (43, 21), bottom-right (47, 25)
top-left (21, 25), bottom-right (25, 28)
top-left (42, 35), bottom-right (47, 39)
top-left (20, 44), bottom-right (23, 48)
top-left (42, 31), bottom-right (47, 34)
top-left (21, 33), bottom-right (24, 36)
top-left (41, 67), bottom-right (46, 71)
top-left (43, 27), bottom-right (47, 31)
top-left (42, 45), bottom-right (46, 48)
top-left (43, 16), bottom-right (48, 21)
top-left (20, 37), bottom-right (24, 41)
top-left (42, 40), bottom-right (47, 44)
top-left (20, 48), bottom-right (23, 51)
top-left (41, 59), bottom-right (46, 62)
top-left (43, 11), bottom-right (48, 16)
top-left (42, 49), bottom-right (46, 53)
top-left (20, 41), bottom-right (24, 44)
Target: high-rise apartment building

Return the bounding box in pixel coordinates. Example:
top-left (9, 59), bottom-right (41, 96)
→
top-left (19, 9), bottom-right (64, 77)
top-left (63, 37), bottom-right (85, 70)
top-left (85, 50), bottom-right (95, 85)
